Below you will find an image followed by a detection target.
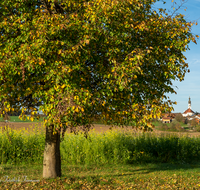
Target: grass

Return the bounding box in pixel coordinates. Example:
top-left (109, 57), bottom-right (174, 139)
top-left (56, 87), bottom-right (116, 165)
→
top-left (0, 116), bottom-right (45, 122)
top-left (1, 126), bottom-right (200, 166)
top-left (0, 125), bottom-right (45, 165)
top-left (1, 125), bottom-right (200, 189)
top-left (60, 130), bottom-right (200, 165)
top-left (153, 120), bottom-right (195, 133)
top-left (1, 162), bottom-right (200, 189)
top-left (152, 120), bottom-right (187, 128)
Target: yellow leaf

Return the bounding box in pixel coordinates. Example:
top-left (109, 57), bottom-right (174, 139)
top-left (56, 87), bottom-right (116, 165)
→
top-left (61, 84), bottom-right (66, 88)
top-left (132, 114), bottom-right (136, 119)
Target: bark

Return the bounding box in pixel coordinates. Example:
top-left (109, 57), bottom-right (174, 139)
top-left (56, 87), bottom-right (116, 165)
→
top-left (43, 125), bottom-right (61, 178)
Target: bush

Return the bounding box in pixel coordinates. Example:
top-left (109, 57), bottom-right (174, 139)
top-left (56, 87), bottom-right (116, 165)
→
top-left (169, 122), bottom-right (177, 131)
top-left (194, 126), bottom-right (200, 132)
top-left (175, 113), bottom-right (184, 122)
top-left (156, 123), bottom-right (168, 131)
top-left (190, 119), bottom-right (198, 127)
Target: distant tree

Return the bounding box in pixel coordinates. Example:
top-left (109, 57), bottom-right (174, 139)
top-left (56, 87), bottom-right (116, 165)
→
top-left (175, 123), bottom-right (182, 131)
top-left (175, 113), bottom-right (184, 122)
top-left (191, 119), bottom-right (198, 127)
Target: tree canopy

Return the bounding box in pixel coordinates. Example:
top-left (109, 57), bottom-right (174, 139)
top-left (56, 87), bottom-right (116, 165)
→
top-left (0, 0), bottom-right (197, 131)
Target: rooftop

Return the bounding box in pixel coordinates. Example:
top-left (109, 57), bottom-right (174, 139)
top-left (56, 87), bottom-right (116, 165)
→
top-left (183, 108), bottom-right (195, 114)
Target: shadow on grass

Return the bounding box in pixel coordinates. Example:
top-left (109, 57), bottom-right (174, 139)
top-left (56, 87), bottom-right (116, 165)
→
top-left (1, 162), bottom-right (200, 182)
top-left (0, 162), bottom-right (200, 190)
top-left (60, 161), bottom-right (200, 180)
top-left (126, 161), bottom-right (200, 173)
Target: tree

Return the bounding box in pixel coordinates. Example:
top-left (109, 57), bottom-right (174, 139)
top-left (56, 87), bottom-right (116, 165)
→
top-left (175, 113), bottom-right (184, 122)
top-left (191, 119), bottom-right (198, 128)
top-left (0, 0), bottom-right (197, 178)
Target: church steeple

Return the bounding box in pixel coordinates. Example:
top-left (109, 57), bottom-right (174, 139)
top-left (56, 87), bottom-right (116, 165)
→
top-left (188, 96), bottom-right (191, 109)
top-left (182, 96), bottom-right (194, 117)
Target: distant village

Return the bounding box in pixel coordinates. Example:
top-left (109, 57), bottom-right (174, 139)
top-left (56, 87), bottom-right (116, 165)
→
top-left (161, 97), bottom-right (200, 124)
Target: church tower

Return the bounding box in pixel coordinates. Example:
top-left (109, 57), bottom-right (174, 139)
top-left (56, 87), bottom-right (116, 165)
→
top-left (188, 96), bottom-right (191, 109)
top-left (182, 96), bottom-right (194, 117)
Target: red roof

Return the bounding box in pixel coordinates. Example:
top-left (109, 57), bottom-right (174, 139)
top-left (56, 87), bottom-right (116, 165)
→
top-left (162, 114), bottom-right (173, 120)
top-left (183, 108), bottom-right (194, 114)
top-left (162, 117), bottom-right (172, 120)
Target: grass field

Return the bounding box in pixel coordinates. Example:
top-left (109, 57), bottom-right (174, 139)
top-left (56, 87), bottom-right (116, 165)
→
top-left (1, 162), bottom-right (200, 189)
top-left (0, 116), bottom-right (44, 122)
top-left (1, 122), bottom-right (200, 189)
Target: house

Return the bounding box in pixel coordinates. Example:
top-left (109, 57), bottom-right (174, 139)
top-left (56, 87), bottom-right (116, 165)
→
top-left (181, 97), bottom-right (200, 124)
top-left (161, 113), bottom-right (175, 123)
top-left (162, 115), bottom-right (172, 123)
top-left (160, 97), bottom-right (198, 124)
top-left (188, 115), bottom-right (200, 124)
top-left (195, 114), bottom-right (200, 120)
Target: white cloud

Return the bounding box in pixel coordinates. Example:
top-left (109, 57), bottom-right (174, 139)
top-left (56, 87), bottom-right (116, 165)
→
top-left (190, 59), bottom-right (200, 65)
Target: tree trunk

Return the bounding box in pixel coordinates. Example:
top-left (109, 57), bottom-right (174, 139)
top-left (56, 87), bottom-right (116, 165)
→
top-left (43, 125), bottom-right (61, 178)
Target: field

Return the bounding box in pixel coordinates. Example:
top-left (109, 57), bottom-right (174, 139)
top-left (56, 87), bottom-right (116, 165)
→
top-left (0, 116), bottom-right (44, 122)
top-left (1, 120), bottom-right (200, 189)
top-left (1, 162), bottom-right (200, 189)
top-left (1, 120), bottom-right (200, 137)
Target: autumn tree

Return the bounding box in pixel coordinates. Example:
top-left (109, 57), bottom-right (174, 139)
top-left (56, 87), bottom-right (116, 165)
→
top-left (175, 113), bottom-right (184, 122)
top-left (0, 0), bottom-right (197, 178)
top-left (191, 119), bottom-right (198, 127)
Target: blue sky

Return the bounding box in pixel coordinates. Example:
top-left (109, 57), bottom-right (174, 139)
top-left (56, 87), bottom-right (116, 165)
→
top-left (154, 0), bottom-right (200, 113)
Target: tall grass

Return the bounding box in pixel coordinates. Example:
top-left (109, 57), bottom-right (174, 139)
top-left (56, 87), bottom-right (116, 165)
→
top-left (61, 130), bottom-right (200, 165)
top-left (0, 125), bottom-right (45, 165)
top-left (0, 126), bottom-right (200, 166)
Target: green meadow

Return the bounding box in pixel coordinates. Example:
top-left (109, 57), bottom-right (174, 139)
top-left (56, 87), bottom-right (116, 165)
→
top-left (0, 116), bottom-right (44, 122)
top-left (1, 124), bottom-right (200, 189)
